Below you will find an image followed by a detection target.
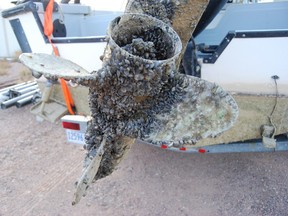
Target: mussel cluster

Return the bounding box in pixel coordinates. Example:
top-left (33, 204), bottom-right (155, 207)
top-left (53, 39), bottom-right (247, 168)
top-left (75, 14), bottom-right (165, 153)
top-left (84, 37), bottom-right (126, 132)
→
top-left (125, 0), bottom-right (176, 25)
top-left (84, 13), bottom-right (182, 179)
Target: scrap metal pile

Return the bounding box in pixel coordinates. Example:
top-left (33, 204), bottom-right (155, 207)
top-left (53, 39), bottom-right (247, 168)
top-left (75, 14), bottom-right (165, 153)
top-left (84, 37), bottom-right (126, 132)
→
top-left (0, 81), bottom-right (40, 109)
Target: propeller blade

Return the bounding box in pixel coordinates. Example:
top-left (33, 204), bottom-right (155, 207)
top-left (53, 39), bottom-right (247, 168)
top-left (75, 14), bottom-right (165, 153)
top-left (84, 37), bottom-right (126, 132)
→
top-left (19, 53), bottom-right (93, 82)
top-left (142, 75), bottom-right (239, 147)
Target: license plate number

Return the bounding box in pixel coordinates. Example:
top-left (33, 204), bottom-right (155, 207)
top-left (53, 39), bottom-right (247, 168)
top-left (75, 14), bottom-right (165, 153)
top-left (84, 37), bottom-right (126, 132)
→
top-left (66, 129), bottom-right (85, 145)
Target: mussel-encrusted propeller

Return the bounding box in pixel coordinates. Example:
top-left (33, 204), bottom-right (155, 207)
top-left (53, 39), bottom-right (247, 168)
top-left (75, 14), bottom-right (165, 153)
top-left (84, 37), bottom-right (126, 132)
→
top-left (19, 13), bottom-right (238, 205)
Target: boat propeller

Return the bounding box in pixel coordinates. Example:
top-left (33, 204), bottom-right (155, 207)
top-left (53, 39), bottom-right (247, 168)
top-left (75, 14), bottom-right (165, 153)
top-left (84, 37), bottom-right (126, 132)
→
top-left (20, 13), bottom-right (238, 205)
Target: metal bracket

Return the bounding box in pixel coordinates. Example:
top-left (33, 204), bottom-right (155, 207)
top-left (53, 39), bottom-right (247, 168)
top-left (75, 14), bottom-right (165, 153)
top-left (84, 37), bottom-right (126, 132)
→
top-left (261, 125), bottom-right (276, 148)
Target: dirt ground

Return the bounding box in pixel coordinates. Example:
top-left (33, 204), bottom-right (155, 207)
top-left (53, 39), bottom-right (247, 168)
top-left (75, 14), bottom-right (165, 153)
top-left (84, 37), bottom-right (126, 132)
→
top-left (1, 62), bottom-right (288, 216)
top-left (0, 60), bottom-right (32, 88)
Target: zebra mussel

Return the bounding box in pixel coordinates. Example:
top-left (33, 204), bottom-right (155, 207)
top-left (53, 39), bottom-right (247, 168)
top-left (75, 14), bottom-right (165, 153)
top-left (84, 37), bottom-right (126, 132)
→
top-left (84, 13), bottom-right (182, 179)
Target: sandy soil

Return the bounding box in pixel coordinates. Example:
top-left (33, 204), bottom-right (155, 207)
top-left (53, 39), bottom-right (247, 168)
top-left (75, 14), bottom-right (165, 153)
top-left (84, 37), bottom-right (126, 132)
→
top-left (0, 60), bottom-right (32, 88)
top-left (1, 62), bottom-right (288, 216)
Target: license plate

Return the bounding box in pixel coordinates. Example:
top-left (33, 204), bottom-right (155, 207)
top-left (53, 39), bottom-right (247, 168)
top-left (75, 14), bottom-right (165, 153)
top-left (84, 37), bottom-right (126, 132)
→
top-left (65, 129), bottom-right (85, 145)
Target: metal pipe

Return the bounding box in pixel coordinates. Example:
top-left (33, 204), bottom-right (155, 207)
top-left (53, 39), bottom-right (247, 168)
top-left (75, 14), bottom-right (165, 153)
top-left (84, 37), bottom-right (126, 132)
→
top-left (10, 85), bottom-right (39, 97)
top-left (15, 95), bottom-right (34, 108)
top-left (1, 90), bottom-right (39, 109)
top-left (9, 83), bottom-right (38, 98)
top-left (13, 82), bottom-right (37, 91)
top-left (0, 81), bottom-right (37, 95)
top-left (0, 95), bottom-right (9, 103)
top-left (0, 81), bottom-right (37, 94)
top-left (0, 82), bottom-right (28, 94)
top-left (0, 91), bottom-right (9, 97)
top-left (0, 87), bottom-right (11, 97)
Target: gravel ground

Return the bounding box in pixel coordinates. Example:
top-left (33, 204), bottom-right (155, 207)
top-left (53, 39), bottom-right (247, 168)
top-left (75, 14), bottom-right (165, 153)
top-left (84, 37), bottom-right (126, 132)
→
top-left (1, 104), bottom-right (288, 216)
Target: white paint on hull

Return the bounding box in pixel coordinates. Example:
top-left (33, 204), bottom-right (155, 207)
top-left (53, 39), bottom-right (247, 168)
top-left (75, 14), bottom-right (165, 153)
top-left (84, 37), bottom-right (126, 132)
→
top-left (201, 37), bottom-right (288, 95)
